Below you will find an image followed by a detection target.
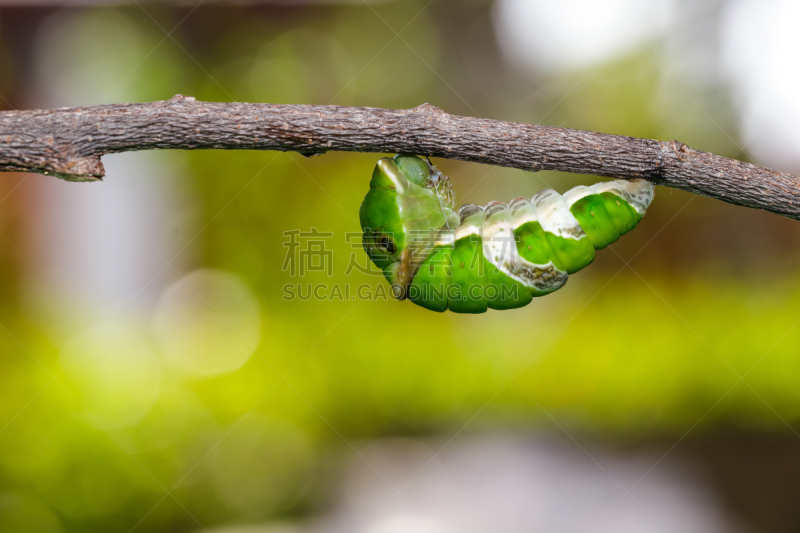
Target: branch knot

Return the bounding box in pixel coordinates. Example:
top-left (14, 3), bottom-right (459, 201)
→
top-left (671, 140), bottom-right (689, 162)
top-left (413, 102), bottom-right (444, 115)
top-left (169, 94), bottom-right (196, 104)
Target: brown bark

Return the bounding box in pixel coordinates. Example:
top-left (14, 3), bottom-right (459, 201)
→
top-left (1, 95), bottom-right (798, 220)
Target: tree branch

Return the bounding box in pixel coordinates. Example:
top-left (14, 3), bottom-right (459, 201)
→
top-left (2, 94), bottom-right (798, 220)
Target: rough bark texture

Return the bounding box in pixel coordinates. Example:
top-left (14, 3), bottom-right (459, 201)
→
top-left (1, 95), bottom-right (798, 220)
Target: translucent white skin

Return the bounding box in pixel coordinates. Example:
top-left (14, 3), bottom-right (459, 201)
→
top-left (562, 179), bottom-right (655, 216)
top-left (474, 202), bottom-right (562, 293)
top-left (532, 189), bottom-right (585, 240)
top-left (435, 179), bottom-right (654, 294)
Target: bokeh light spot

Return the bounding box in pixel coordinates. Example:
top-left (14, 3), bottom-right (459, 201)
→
top-left (367, 515), bottom-right (447, 533)
top-left (207, 415), bottom-right (313, 517)
top-left (152, 269), bottom-right (261, 378)
top-left (721, 0), bottom-right (800, 171)
top-left (493, 0), bottom-right (673, 74)
top-left (59, 323), bottom-right (161, 429)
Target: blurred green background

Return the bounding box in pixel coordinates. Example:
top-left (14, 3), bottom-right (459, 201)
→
top-left (1, 1), bottom-right (800, 532)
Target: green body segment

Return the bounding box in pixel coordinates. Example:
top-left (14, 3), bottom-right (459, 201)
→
top-left (568, 195), bottom-right (620, 250)
top-left (515, 221), bottom-right (567, 271)
top-left (409, 244), bottom-right (452, 313)
top-left (449, 236), bottom-right (488, 314)
top-left (543, 231), bottom-right (596, 275)
top-left (360, 156), bottom-right (655, 313)
top-left (483, 254), bottom-right (532, 310)
top-left (599, 192), bottom-right (639, 234)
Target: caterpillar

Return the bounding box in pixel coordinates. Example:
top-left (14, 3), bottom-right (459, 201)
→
top-left (359, 154), bottom-right (654, 313)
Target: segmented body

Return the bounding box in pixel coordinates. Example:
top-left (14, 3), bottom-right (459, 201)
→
top-left (359, 154), bottom-right (654, 313)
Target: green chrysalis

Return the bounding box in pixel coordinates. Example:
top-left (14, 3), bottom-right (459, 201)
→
top-left (359, 154), bottom-right (654, 313)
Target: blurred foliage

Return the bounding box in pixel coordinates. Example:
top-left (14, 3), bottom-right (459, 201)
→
top-left (0, 2), bottom-right (798, 532)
